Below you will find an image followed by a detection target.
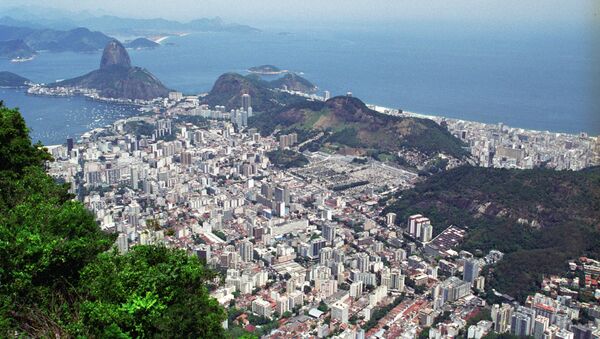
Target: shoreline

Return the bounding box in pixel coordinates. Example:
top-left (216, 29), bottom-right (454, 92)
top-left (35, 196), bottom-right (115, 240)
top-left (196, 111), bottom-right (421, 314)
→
top-left (247, 69), bottom-right (289, 75)
top-left (13, 84), bottom-right (599, 139)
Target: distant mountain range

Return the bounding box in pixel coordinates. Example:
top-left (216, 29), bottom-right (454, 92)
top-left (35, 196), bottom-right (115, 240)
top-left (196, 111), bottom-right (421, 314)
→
top-left (0, 25), bottom-right (112, 54)
top-left (0, 7), bottom-right (260, 35)
top-left (0, 39), bottom-right (36, 59)
top-left (50, 40), bottom-right (169, 100)
top-left (0, 71), bottom-right (30, 87)
top-left (0, 7), bottom-right (259, 59)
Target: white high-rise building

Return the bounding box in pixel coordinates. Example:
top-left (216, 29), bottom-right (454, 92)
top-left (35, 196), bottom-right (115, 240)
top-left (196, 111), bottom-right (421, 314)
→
top-left (117, 233), bottom-right (129, 254)
top-left (331, 302), bottom-right (349, 324)
top-left (252, 298), bottom-right (272, 318)
top-left (239, 241), bottom-right (254, 262)
top-left (386, 212), bottom-right (397, 226)
top-left (241, 93), bottom-right (252, 112)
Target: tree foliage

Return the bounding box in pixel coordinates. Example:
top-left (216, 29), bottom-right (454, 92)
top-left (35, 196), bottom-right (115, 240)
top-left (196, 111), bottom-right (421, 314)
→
top-left (0, 103), bottom-right (225, 337)
top-left (384, 165), bottom-right (600, 301)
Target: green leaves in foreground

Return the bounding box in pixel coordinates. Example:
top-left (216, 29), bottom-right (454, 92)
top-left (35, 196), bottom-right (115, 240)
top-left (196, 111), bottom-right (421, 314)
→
top-left (77, 246), bottom-right (226, 338)
top-left (0, 103), bottom-right (226, 337)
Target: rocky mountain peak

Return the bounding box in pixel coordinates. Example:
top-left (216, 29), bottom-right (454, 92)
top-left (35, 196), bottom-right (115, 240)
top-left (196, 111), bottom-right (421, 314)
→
top-left (100, 40), bottom-right (131, 69)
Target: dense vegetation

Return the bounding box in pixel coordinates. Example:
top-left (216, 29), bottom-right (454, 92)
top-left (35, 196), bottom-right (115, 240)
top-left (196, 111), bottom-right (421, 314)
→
top-left (0, 103), bottom-right (225, 337)
top-left (124, 120), bottom-right (155, 136)
top-left (384, 165), bottom-right (600, 301)
top-left (248, 96), bottom-right (467, 159)
top-left (266, 149), bottom-right (309, 169)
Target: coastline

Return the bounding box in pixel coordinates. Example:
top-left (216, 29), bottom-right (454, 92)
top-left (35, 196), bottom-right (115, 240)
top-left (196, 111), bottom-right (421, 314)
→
top-left (247, 69), bottom-right (289, 75)
top-left (26, 84), bottom-right (159, 107)
top-left (18, 83), bottom-right (600, 140)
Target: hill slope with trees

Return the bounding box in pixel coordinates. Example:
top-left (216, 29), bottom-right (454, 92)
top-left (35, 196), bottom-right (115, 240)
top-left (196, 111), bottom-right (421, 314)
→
top-left (0, 102), bottom-right (225, 337)
top-left (249, 96), bottom-right (468, 159)
top-left (383, 165), bottom-right (600, 301)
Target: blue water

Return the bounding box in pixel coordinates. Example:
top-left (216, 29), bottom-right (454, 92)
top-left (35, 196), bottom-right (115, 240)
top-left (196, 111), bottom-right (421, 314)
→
top-left (0, 88), bottom-right (139, 145)
top-left (1, 24), bottom-right (598, 143)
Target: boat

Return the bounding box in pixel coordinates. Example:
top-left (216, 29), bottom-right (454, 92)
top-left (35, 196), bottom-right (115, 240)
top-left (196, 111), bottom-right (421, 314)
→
top-left (10, 56), bottom-right (35, 63)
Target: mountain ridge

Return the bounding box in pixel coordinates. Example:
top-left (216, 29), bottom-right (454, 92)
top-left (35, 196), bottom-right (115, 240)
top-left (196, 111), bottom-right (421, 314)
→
top-left (0, 24), bottom-right (112, 53)
top-left (383, 165), bottom-right (600, 301)
top-left (0, 71), bottom-right (30, 87)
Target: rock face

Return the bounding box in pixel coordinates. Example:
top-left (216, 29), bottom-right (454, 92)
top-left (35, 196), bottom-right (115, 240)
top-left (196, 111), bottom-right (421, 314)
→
top-left (52, 40), bottom-right (169, 100)
top-left (100, 40), bottom-right (131, 69)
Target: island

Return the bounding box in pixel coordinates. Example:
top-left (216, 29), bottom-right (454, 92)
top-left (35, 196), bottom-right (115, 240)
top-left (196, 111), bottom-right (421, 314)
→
top-left (248, 64), bottom-right (288, 75)
top-left (125, 37), bottom-right (160, 50)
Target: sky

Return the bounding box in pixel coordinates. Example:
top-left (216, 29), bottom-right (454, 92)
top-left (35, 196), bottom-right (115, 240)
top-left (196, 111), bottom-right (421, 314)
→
top-left (1, 0), bottom-right (598, 29)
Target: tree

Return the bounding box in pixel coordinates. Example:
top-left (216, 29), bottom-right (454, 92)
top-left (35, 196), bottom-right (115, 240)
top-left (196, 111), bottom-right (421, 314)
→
top-left (0, 104), bottom-right (227, 337)
top-left (0, 104), bottom-right (114, 336)
top-left (77, 245), bottom-right (226, 338)
top-left (317, 300), bottom-right (329, 312)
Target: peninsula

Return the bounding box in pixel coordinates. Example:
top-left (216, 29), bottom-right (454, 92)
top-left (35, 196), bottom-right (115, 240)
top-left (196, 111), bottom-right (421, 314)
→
top-left (31, 40), bottom-right (169, 101)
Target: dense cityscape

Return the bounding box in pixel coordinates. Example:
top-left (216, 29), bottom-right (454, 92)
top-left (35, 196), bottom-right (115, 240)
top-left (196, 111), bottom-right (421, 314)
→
top-left (41, 91), bottom-right (600, 339)
top-left (1, 1), bottom-right (598, 338)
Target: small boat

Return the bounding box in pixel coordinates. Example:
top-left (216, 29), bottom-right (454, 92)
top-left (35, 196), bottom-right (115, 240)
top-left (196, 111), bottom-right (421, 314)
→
top-left (10, 56), bottom-right (35, 63)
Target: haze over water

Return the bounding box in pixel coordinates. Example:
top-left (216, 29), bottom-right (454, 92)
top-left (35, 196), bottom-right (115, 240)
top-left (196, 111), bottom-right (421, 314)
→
top-left (1, 23), bottom-right (598, 145)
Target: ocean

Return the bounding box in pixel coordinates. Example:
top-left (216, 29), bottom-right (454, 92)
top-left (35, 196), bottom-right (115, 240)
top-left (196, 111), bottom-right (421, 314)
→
top-left (1, 24), bottom-right (598, 145)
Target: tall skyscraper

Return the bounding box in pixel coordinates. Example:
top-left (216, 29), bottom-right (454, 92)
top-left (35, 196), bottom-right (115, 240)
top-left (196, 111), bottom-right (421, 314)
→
top-left (117, 233), bottom-right (129, 254)
top-left (491, 303), bottom-right (513, 333)
top-left (239, 241), bottom-right (254, 262)
top-left (324, 90), bottom-right (331, 101)
top-left (463, 258), bottom-right (481, 285)
top-left (533, 316), bottom-right (549, 339)
top-left (322, 223), bottom-right (337, 243)
top-left (331, 302), bottom-right (349, 324)
top-left (241, 93), bottom-right (252, 112)
top-left (386, 212), bottom-right (397, 226)
top-left (66, 137), bottom-right (74, 155)
top-left (511, 307), bottom-right (535, 337)
top-left (357, 253), bottom-right (370, 273)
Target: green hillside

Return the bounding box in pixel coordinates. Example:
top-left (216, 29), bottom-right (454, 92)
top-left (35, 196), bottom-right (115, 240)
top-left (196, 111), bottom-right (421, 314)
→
top-left (0, 103), bottom-right (225, 337)
top-left (250, 96), bottom-right (468, 159)
top-left (384, 165), bottom-right (600, 301)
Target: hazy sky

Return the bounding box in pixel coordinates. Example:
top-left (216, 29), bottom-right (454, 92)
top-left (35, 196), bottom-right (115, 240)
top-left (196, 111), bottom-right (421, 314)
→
top-left (2, 0), bottom-right (598, 28)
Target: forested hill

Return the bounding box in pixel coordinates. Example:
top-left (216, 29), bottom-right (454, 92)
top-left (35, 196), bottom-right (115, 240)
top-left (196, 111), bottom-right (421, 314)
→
top-left (249, 96), bottom-right (468, 159)
top-left (384, 165), bottom-right (600, 301)
top-left (0, 103), bottom-right (225, 337)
